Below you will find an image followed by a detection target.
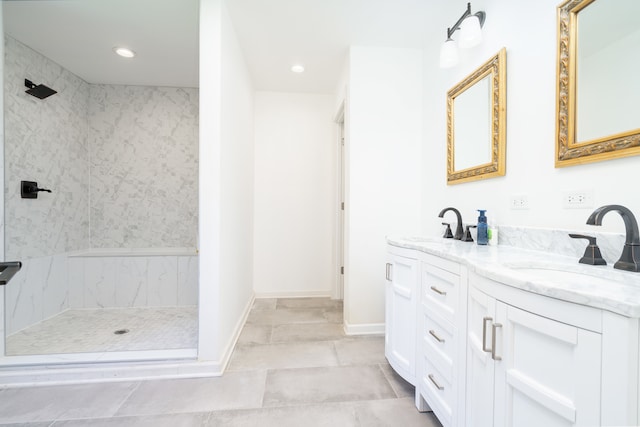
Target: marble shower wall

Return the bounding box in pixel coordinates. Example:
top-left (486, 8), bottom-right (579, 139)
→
top-left (4, 36), bottom-right (90, 260)
top-left (88, 85), bottom-right (199, 248)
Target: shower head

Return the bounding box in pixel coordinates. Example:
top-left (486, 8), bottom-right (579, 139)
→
top-left (24, 79), bottom-right (57, 99)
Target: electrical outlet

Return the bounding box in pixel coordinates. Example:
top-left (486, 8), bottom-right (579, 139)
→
top-left (563, 190), bottom-right (594, 209)
top-left (510, 195), bottom-right (529, 210)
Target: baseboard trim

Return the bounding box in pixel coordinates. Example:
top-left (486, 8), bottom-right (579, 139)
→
top-left (343, 321), bottom-right (385, 336)
top-left (217, 292), bottom-right (255, 373)
top-left (254, 290), bottom-right (332, 299)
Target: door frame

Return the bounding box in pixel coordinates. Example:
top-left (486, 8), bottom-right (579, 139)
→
top-left (333, 100), bottom-right (345, 300)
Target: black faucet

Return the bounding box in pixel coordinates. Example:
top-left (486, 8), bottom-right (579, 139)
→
top-left (586, 205), bottom-right (640, 272)
top-left (438, 207), bottom-right (464, 240)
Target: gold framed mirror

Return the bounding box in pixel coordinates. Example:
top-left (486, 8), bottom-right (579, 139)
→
top-left (556, 0), bottom-right (640, 167)
top-left (447, 48), bottom-right (506, 185)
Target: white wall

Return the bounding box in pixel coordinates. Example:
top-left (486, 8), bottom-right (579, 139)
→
top-left (219, 0), bottom-right (255, 358)
top-left (421, 0), bottom-right (640, 238)
top-left (344, 46), bottom-right (423, 331)
top-left (198, 0), bottom-right (254, 367)
top-left (253, 92), bottom-right (335, 297)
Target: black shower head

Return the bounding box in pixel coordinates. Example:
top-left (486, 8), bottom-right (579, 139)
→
top-left (24, 79), bottom-right (57, 99)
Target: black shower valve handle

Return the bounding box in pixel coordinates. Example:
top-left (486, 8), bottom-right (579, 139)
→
top-left (21, 181), bottom-right (52, 199)
top-left (32, 186), bottom-right (52, 193)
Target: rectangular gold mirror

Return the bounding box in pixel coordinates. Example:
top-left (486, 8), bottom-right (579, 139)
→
top-left (556, 0), bottom-right (640, 167)
top-left (447, 48), bottom-right (506, 185)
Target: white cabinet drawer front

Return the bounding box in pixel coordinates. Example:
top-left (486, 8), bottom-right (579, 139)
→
top-left (422, 266), bottom-right (459, 322)
top-left (421, 311), bottom-right (455, 381)
top-left (422, 253), bottom-right (460, 275)
top-left (420, 353), bottom-right (455, 427)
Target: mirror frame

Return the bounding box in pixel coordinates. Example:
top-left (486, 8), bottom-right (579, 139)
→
top-left (447, 48), bottom-right (506, 185)
top-left (556, 0), bottom-right (640, 167)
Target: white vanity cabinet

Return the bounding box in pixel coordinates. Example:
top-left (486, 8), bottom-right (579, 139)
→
top-left (386, 239), bottom-right (640, 427)
top-left (417, 254), bottom-right (467, 427)
top-left (466, 273), bottom-right (602, 427)
top-left (385, 246), bottom-right (419, 385)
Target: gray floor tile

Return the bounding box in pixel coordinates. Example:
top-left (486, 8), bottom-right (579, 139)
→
top-left (206, 403), bottom-right (357, 427)
top-left (271, 322), bottom-right (344, 343)
top-left (322, 309), bottom-right (344, 323)
top-left (276, 298), bottom-right (343, 310)
top-left (227, 341), bottom-right (339, 371)
top-left (334, 336), bottom-right (387, 365)
top-left (236, 324), bottom-right (272, 346)
top-left (252, 298), bottom-right (277, 311)
top-left (354, 398), bottom-right (442, 426)
top-left (115, 372), bottom-right (266, 416)
top-left (245, 308), bottom-right (330, 326)
top-left (50, 413), bottom-right (210, 427)
top-left (379, 363), bottom-right (415, 398)
top-left (0, 382), bottom-right (139, 424)
top-left (262, 365), bottom-right (396, 407)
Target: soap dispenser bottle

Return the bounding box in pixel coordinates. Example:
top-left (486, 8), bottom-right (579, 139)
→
top-left (477, 210), bottom-right (488, 245)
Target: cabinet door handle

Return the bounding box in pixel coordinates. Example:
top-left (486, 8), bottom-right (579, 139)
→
top-left (430, 285), bottom-right (447, 296)
top-left (429, 329), bottom-right (445, 343)
top-left (491, 323), bottom-right (503, 361)
top-left (482, 317), bottom-right (493, 353)
top-left (428, 374), bottom-right (445, 390)
top-left (385, 263), bottom-right (392, 280)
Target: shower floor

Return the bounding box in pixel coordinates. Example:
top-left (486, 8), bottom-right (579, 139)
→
top-left (5, 306), bottom-right (198, 356)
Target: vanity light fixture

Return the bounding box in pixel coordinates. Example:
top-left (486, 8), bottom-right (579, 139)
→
top-left (439, 2), bottom-right (486, 68)
top-left (113, 47), bottom-right (136, 58)
top-left (291, 64), bottom-right (305, 73)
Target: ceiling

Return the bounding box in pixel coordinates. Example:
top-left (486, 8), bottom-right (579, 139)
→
top-left (3, 0), bottom-right (439, 92)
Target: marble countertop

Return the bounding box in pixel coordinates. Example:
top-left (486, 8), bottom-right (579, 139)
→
top-left (387, 236), bottom-right (640, 318)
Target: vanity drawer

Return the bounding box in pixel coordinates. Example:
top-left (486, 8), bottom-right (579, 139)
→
top-left (420, 353), bottom-right (454, 427)
top-left (421, 263), bottom-right (459, 323)
top-left (421, 310), bottom-right (455, 382)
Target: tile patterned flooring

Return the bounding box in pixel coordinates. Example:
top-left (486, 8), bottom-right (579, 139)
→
top-left (0, 298), bottom-right (442, 426)
top-left (5, 306), bottom-right (198, 355)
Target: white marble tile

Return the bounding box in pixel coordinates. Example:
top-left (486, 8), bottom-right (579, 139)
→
top-left (147, 256), bottom-right (178, 306)
top-left (84, 258), bottom-right (116, 308)
top-left (5, 257), bottom-right (47, 334)
top-left (115, 257), bottom-right (148, 307)
top-left (42, 253), bottom-right (69, 319)
top-left (68, 256), bottom-right (85, 308)
top-left (177, 256), bottom-right (198, 306)
top-left (88, 85), bottom-right (198, 249)
top-left (4, 36), bottom-right (90, 261)
top-left (0, 288), bottom-right (5, 356)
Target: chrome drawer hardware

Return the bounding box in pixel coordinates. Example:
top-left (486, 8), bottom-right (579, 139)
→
top-left (482, 317), bottom-right (493, 353)
top-left (428, 374), bottom-right (445, 390)
top-left (429, 329), bottom-right (445, 343)
top-left (491, 323), bottom-right (503, 361)
top-left (430, 285), bottom-right (447, 296)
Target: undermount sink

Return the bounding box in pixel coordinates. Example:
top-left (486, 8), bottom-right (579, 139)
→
top-left (503, 262), bottom-right (617, 287)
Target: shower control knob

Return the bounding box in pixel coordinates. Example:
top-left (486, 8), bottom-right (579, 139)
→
top-left (21, 180), bottom-right (52, 199)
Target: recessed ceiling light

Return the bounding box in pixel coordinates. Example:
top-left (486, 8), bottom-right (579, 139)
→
top-left (291, 65), bottom-right (305, 73)
top-left (113, 47), bottom-right (136, 58)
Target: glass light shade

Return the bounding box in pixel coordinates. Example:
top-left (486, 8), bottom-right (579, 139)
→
top-left (459, 15), bottom-right (483, 48)
top-left (439, 39), bottom-right (459, 68)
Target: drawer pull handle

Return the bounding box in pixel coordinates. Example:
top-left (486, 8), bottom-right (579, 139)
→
top-left (428, 374), bottom-right (444, 390)
top-left (385, 263), bottom-right (392, 280)
top-left (482, 317), bottom-right (493, 353)
top-left (491, 323), bottom-right (503, 361)
top-left (429, 329), bottom-right (445, 343)
top-left (430, 286), bottom-right (447, 296)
